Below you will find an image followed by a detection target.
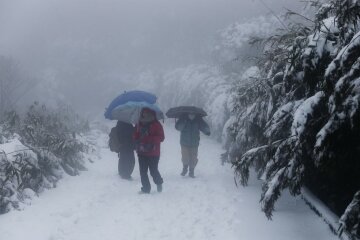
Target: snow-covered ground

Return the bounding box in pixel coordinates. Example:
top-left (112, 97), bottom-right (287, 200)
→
top-left (0, 124), bottom-right (338, 240)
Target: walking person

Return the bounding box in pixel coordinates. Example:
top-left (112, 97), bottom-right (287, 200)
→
top-left (175, 113), bottom-right (210, 178)
top-left (115, 121), bottom-right (135, 180)
top-left (133, 108), bottom-right (164, 193)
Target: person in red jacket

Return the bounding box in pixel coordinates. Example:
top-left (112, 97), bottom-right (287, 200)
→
top-left (133, 108), bottom-right (164, 194)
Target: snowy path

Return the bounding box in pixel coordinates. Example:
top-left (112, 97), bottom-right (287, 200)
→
top-left (0, 125), bottom-right (337, 240)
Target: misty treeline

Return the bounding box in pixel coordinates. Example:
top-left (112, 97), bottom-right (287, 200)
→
top-left (0, 101), bottom-right (93, 214)
top-left (219, 0), bottom-right (359, 238)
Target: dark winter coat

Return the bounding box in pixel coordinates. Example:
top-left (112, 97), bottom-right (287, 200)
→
top-left (116, 121), bottom-right (135, 150)
top-left (133, 120), bottom-right (165, 157)
top-left (175, 116), bottom-right (210, 147)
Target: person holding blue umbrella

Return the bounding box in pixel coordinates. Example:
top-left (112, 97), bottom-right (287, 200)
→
top-left (133, 108), bottom-right (165, 194)
top-left (105, 90), bottom-right (165, 192)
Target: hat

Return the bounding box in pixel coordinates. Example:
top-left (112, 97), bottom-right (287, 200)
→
top-left (141, 108), bottom-right (155, 115)
top-left (142, 108), bottom-right (152, 113)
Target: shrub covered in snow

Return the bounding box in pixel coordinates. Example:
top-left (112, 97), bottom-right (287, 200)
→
top-left (0, 103), bottom-right (93, 214)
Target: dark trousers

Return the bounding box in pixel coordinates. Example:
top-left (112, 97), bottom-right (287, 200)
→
top-left (118, 147), bottom-right (135, 178)
top-left (138, 155), bottom-right (163, 192)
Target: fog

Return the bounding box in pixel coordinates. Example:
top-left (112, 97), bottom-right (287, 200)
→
top-left (0, 0), bottom-right (303, 118)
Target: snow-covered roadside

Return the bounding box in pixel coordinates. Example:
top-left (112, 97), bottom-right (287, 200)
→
top-left (0, 124), bottom-right (338, 240)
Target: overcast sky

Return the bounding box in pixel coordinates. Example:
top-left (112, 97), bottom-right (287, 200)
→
top-left (0, 0), bottom-right (303, 70)
top-left (0, 0), bottom-right (303, 116)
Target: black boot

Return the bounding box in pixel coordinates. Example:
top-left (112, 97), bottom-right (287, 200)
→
top-left (181, 165), bottom-right (188, 176)
top-left (138, 187), bottom-right (150, 194)
top-left (121, 175), bottom-right (133, 181)
top-left (189, 168), bottom-right (195, 178)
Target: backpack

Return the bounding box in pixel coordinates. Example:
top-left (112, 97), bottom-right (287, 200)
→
top-left (109, 126), bottom-right (121, 153)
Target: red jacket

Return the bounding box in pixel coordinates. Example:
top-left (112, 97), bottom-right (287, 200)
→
top-left (133, 120), bottom-right (165, 157)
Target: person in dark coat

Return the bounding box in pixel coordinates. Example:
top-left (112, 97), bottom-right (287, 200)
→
top-left (175, 113), bottom-right (210, 178)
top-left (133, 108), bottom-right (165, 194)
top-left (116, 121), bottom-right (135, 180)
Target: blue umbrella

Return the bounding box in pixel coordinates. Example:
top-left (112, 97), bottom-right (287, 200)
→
top-left (104, 90), bottom-right (157, 119)
top-left (110, 101), bottom-right (164, 124)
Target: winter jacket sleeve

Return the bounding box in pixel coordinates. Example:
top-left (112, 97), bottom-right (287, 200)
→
top-left (175, 118), bottom-right (187, 131)
top-left (199, 118), bottom-right (211, 136)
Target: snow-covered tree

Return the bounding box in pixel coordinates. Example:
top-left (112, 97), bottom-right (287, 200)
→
top-left (131, 65), bottom-right (232, 139)
top-left (225, 1), bottom-right (360, 238)
top-left (339, 191), bottom-right (360, 239)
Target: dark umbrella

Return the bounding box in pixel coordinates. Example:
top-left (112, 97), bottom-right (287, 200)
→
top-left (166, 106), bottom-right (207, 118)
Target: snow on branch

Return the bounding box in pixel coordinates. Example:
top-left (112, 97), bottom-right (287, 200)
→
top-left (339, 191), bottom-right (360, 239)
